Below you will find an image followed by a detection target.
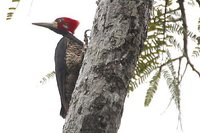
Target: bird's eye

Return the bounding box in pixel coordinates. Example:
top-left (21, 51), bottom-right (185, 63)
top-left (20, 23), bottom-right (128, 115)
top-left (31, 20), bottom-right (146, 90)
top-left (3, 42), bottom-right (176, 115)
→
top-left (55, 18), bottom-right (62, 23)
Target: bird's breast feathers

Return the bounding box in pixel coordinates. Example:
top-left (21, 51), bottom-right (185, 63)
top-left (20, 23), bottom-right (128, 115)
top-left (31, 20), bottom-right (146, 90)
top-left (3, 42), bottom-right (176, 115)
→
top-left (65, 42), bottom-right (84, 72)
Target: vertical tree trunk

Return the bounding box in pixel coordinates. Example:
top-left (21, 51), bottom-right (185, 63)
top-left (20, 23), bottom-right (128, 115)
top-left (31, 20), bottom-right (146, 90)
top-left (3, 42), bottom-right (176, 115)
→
top-left (63, 0), bottom-right (152, 133)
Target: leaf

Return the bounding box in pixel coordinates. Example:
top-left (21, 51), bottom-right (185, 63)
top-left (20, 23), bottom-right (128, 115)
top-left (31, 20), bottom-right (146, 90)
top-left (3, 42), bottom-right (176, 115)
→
top-left (6, 0), bottom-right (20, 20)
top-left (198, 17), bottom-right (200, 31)
top-left (7, 12), bottom-right (13, 17)
top-left (40, 71), bottom-right (56, 84)
top-left (9, 7), bottom-right (16, 10)
top-left (162, 68), bottom-right (180, 110)
top-left (192, 46), bottom-right (200, 57)
top-left (12, 0), bottom-right (20, 2)
top-left (144, 70), bottom-right (161, 106)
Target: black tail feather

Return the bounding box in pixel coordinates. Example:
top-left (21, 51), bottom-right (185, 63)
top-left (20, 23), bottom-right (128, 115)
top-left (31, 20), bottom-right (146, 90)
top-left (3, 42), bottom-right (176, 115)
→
top-left (60, 105), bottom-right (67, 119)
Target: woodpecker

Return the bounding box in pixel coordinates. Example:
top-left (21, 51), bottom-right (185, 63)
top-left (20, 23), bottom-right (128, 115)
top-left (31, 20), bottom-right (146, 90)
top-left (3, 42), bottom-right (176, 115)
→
top-left (33, 17), bottom-right (85, 118)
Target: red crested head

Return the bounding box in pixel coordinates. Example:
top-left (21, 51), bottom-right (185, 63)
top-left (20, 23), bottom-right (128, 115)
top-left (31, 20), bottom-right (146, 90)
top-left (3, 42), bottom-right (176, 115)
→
top-left (55, 17), bottom-right (79, 34)
top-left (32, 17), bottom-right (79, 35)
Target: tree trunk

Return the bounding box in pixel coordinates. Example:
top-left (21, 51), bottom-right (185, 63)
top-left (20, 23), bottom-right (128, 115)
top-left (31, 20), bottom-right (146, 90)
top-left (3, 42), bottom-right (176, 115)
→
top-left (63, 0), bottom-right (152, 133)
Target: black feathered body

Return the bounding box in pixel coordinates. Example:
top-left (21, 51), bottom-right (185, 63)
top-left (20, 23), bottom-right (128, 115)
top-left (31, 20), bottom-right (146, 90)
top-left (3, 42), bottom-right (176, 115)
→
top-left (55, 36), bottom-right (84, 118)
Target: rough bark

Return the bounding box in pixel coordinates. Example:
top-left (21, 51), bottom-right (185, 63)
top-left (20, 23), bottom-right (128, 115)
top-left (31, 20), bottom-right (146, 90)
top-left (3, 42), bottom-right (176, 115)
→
top-left (63, 0), bottom-right (152, 133)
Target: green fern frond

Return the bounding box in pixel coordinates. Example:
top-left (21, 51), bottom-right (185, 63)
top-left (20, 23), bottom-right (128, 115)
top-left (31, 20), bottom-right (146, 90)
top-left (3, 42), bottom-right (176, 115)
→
top-left (167, 23), bottom-right (184, 35)
top-left (131, 64), bottom-right (157, 90)
top-left (167, 24), bottom-right (199, 41)
top-left (134, 50), bottom-right (160, 77)
top-left (144, 70), bottom-right (161, 106)
top-left (167, 35), bottom-right (182, 50)
top-left (187, 30), bottom-right (198, 41)
top-left (6, 0), bottom-right (20, 20)
top-left (197, 36), bottom-right (200, 45)
top-left (166, 51), bottom-right (177, 76)
top-left (191, 36), bottom-right (200, 57)
top-left (166, 0), bottom-right (173, 6)
top-left (162, 69), bottom-right (180, 110)
top-left (192, 46), bottom-right (200, 57)
top-left (187, 0), bottom-right (196, 6)
top-left (40, 71), bottom-right (55, 84)
top-left (198, 17), bottom-right (200, 31)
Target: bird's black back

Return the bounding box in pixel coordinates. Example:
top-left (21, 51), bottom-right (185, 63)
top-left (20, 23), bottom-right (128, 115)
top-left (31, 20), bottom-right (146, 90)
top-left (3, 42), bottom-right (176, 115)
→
top-left (54, 36), bottom-right (84, 118)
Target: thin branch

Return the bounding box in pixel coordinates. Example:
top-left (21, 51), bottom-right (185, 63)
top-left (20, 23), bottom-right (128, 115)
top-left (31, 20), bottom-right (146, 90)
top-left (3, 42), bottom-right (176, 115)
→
top-left (188, 60), bottom-right (200, 77)
top-left (177, 111), bottom-right (183, 131)
top-left (177, 58), bottom-right (182, 82)
top-left (163, 0), bottom-right (168, 35)
top-left (178, 0), bottom-right (200, 77)
top-left (178, 0), bottom-right (188, 56)
top-left (165, 7), bottom-right (180, 14)
top-left (179, 62), bottom-right (188, 83)
top-left (159, 55), bottom-right (184, 68)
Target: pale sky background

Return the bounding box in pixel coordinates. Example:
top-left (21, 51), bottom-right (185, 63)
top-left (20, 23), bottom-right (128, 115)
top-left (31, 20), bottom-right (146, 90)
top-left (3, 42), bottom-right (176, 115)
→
top-left (0, 0), bottom-right (200, 133)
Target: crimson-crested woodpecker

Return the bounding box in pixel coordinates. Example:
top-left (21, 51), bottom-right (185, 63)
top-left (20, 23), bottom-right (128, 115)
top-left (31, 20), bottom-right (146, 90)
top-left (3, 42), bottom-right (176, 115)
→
top-left (33, 17), bottom-right (84, 118)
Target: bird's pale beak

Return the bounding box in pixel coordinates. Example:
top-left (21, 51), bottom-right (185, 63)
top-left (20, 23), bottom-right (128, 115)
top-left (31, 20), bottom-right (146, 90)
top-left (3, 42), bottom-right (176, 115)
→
top-left (32, 21), bottom-right (67, 35)
top-left (32, 21), bottom-right (58, 30)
